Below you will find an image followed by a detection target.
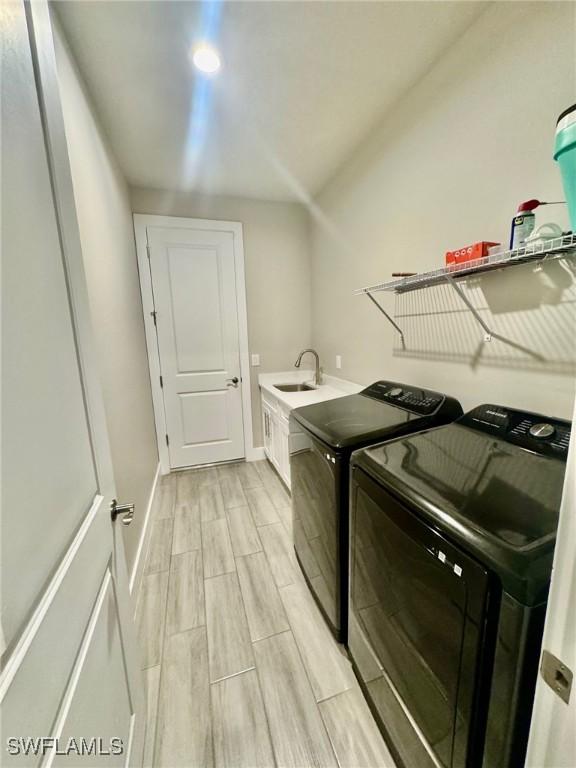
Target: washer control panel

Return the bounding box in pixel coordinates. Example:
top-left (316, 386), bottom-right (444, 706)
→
top-left (463, 404), bottom-right (571, 459)
top-left (362, 380), bottom-right (444, 415)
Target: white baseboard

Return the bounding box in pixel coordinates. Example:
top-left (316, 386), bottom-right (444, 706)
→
top-left (129, 463), bottom-right (161, 603)
top-left (246, 446), bottom-right (266, 461)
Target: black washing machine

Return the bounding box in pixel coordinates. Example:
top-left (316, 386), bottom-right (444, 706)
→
top-left (289, 380), bottom-right (463, 643)
top-left (348, 404), bottom-right (571, 768)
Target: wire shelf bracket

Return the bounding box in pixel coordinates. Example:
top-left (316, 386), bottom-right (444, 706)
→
top-left (364, 277), bottom-right (541, 359)
top-left (443, 274), bottom-right (544, 361)
top-left (365, 291), bottom-right (406, 349)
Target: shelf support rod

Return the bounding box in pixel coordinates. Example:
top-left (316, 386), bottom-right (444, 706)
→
top-left (444, 275), bottom-right (494, 336)
top-left (365, 291), bottom-right (405, 349)
top-left (444, 275), bottom-right (545, 361)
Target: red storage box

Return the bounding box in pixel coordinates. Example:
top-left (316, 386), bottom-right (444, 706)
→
top-left (445, 241), bottom-right (500, 267)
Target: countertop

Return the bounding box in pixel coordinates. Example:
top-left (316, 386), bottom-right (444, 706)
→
top-left (258, 370), bottom-right (362, 412)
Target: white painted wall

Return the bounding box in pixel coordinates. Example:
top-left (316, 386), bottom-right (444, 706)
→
top-left (310, 2), bottom-right (576, 419)
top-left (130, 187), bottom-right (312, 447)
top-left (52, 18), bottom-right (158, 573)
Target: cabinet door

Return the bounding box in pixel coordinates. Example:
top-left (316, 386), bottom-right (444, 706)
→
top-left (269, 411), bottom-right (280, 470)
top-left (262, 401), bottom-right (273, 461)
top-left (261, 398), bottom-right (279, 468)
top-left (277, 416), bottom-right (291, 487)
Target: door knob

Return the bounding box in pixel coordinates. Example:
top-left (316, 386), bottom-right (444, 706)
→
top-left (110, 499), bottom-right (135, 526)
top-left (226, 377), bottom-right (239, 387)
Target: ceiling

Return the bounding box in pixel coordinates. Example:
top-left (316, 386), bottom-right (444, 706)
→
top-left (55, 1), bottom-right (486, 201)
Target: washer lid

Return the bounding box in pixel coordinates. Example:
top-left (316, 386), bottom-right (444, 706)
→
top-left (290, 381), bottom-right (462, 450)
top-left (291, 394), bottom-right (417, 449)
top-left (353, 411), bottom-right (570, 603)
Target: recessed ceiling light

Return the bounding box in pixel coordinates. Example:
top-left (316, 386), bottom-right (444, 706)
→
top-left (192, 44), bottom-right (221, 74)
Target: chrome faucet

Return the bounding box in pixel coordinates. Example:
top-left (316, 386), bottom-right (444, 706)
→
top-left (294, 348), bottom-right (323, 386)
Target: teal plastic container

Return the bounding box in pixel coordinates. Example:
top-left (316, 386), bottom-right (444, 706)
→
top-left (554, 104), bottom-right (576, 231)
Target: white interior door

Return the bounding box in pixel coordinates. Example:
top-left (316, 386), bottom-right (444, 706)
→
top-left (144, 222), bottom-right (246, 468)
top-left (1, 3), bottom-right (144, 764)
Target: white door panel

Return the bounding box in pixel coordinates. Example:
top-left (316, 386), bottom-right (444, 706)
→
top-left (1, 3), bottom-right (143, 764)
top-left (168, 244), bottom-right (227, 373)
top-left (2, 0), bottom-right (98, 649)
top-left (147, 226), bottom-right (245, 467)
top-left (180, 390), bottom-right (228, 443)
top-left (53, 575), bottom-right (133, 768)
top-left (1, 502), bottom-right (111, 752)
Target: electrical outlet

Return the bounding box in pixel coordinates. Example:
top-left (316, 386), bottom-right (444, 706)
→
top-left (336, 355), bottom-right (342, 369)
top-left (251, 353), bottom-right (260, 366)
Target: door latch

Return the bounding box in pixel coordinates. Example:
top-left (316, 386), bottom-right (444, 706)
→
top-left (540, 650), bottom-right (573, 704)
top-left (110, 499), bottom-right (135, 526)
top-left (226, 377), bottom-right (239, 387)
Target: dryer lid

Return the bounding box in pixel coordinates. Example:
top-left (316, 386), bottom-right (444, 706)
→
top-left (353, 406), bottom-right (571, 603)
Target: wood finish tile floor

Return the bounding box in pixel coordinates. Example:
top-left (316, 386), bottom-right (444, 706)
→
top-left (136, 460), bottom-right (395, 768)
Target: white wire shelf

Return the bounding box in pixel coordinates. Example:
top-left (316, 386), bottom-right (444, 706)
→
top-left (354, 232), bottom-right (576, 295)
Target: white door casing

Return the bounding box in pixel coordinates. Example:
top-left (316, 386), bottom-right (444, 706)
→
top-left (1, 2), bottom-right (144, 765)
top-left (134, 215), bottom-right (254, 472)
top-left (526, 390), bottom-right (576, 767)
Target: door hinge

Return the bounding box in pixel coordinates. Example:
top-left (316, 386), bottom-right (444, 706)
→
top-left (150, 310), bottom-right (157, 326)
top-left (159, 375), bottom-right (163, 388)
top-left (165, 434), bottom-right (169, 446)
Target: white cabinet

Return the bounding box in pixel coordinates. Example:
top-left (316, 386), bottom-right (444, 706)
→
top-left (260, 391), bottom-right (290, 487)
